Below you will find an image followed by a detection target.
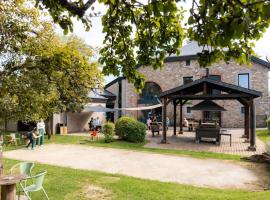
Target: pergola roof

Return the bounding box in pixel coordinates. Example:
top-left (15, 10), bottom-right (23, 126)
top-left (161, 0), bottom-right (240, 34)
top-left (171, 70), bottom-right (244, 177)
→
top-left (191, 100), bottom-right (227, 111)
top-left (160, 77), bottom-right (262, 99)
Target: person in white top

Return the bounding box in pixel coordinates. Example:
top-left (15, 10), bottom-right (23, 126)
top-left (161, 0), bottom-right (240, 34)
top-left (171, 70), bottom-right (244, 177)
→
top-left (147, 117), bottom-right (152, 130)
top-left (183, 118), bottom-right (189, 127)
top-left (37, 119), bottom-right (45, 146)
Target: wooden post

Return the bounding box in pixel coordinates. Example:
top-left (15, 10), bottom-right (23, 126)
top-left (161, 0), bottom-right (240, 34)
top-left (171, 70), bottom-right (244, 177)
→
top-left (1, 184), bottom-right (16, 200)
top-left (248, 99), bottom-right (256, 151)
top-left (244, 105), bottom-right (250, 140)
top-left (173, 100), bottom-right (176, 135)
top-left (179, 100), bottom-right (183, 134)
top-left (161, 98), bottom-right (167, 143)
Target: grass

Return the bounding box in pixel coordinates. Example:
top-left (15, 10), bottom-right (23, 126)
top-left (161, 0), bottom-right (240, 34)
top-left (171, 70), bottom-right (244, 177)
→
top-left (257, 129), bottom-right (270, 142)
top-left (3, 158), bottom-right (270, 200)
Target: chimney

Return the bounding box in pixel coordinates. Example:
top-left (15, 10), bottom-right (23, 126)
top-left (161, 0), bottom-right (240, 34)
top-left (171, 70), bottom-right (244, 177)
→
top-left (206, 68), bottom-right (209, 77)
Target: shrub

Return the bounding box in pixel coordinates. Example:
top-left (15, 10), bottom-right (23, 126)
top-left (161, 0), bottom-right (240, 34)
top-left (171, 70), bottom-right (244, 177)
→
top-left (115, 116), bottom-right (136, 139)
top-left (102, 122), bottom-right (115, 143)
top-left (126, 121), bottom-right (147, 143)
top-left (267, 117), bottom-right (270, 134)
top-left (115, 116), bottom-right (146, 143)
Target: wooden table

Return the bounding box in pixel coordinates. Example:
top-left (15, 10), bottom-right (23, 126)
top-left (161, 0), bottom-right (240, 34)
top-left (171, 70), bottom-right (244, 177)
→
top-left (0, 174), bottom-right (27, 200)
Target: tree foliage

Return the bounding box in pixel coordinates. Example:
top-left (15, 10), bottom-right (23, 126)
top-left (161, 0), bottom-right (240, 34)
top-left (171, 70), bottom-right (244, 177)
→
top-left (18, 0), bottom-right (270, 89)
top-left (0, 0), bottom-right (103, 122)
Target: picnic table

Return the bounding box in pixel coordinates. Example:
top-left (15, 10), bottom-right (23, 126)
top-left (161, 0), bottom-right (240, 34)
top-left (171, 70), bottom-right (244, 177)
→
top-left (0, 174), bottom-right (27, 200)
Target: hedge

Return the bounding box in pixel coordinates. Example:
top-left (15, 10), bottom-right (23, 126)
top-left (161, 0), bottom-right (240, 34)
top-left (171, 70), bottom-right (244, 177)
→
top-left (115, 116), bottom-right (147, 143)
top-left (102, 122), bottom-right (115, 143)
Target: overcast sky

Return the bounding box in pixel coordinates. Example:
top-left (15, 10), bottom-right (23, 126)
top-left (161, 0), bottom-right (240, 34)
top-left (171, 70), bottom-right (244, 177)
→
top-left (57, 1), bottom-right (270, 84)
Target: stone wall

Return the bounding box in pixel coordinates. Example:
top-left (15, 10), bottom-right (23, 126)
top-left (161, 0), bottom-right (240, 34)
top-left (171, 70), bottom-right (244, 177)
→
top-left (122, 59), bottom-right (269, 128)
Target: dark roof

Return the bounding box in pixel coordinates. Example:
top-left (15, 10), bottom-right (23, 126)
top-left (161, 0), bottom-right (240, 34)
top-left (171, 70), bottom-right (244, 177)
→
top-left (137, 55), bottom-right (270, 69)
top-left (251, 56), bottom-right (270, 69)
top-left (160, 77), bottom-right (262, 98)
top-left (88, 89), bottom-right (116, 103)
top-left (191, 100), bottom-right (226, 111)
top-left (105, 77), bottom-right (125, 89)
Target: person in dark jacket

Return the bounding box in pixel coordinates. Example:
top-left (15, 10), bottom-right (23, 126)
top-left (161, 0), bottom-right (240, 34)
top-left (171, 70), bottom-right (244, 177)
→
top-left (26, 127), bottom-right (39, 150)
top-left (88, 118), bottom-right (94, 131)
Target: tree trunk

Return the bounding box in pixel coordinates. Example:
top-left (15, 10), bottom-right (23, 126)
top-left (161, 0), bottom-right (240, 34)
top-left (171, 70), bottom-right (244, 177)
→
top-left (0, 134), bottom-right (3, 175)
top-left (45, 117), bottom-right (52, 140)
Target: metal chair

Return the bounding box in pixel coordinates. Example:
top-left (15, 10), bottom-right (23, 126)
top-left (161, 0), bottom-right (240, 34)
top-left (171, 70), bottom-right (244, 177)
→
top-left (10, 162), bottom-right (35, 199)
top-left (21, 171), bottom-right (49, 200)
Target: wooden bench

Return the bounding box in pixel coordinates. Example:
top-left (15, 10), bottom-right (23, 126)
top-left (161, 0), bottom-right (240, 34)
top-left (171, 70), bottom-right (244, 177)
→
top-left (219, 130), bottom-right (232, 147)
top-left (150, 123), bottom-right (162, 137)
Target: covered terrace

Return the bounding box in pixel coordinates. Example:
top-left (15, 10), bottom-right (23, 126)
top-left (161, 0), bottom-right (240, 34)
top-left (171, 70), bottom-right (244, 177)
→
top-left (159, 77), bottom-right (262, 151)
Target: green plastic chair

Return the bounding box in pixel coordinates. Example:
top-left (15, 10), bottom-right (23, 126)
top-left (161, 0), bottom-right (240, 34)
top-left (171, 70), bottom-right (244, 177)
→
top-left (10, 162), bottom-right (35, 200)
top-left (21, 171), bottom-right (49, 200)
top-left (10, 162), bottom-right (35, 177)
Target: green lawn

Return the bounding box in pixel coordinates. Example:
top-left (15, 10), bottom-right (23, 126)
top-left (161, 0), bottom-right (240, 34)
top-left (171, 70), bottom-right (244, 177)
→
top-left (3, 159), bottom-right (270, 200)
top-left (257, 129), bottom-right (270, 142)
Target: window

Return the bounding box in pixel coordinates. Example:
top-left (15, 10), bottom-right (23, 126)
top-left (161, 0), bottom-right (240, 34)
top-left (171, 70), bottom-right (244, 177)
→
top-left (183, 76), bottom-right (193, 84)
top-left (238, 73), bottom-right (249, 88)
top-left (186, 60), bottom-right (191, 66)
top-left (186, 106), bottom-right (191, 114)
top-left (241, 107), bottom-right (245, 114)
top-left (139, 82), bottom-right (162, 104)
top-left (209, 75), bottom-right (221, 94)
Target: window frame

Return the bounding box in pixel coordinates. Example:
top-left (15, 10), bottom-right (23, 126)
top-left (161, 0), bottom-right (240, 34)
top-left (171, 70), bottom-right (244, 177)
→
top-left (186, 106), bottom-right (192, 114)
top-left (240, 106), bottom-right (245, 114)
top-left (238, 73), bottom-right (250, 89)
top-left (185, 60), bottom-right (191, 66)
top-left (183, 76), bottom-right (193, 85)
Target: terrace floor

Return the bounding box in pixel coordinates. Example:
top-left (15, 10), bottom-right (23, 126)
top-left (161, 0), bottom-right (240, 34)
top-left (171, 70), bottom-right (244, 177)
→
top-left (145, 128), bottom-right (266, 156)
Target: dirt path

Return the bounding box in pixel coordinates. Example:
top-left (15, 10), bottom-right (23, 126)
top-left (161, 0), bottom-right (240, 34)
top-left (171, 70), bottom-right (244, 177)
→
top-left (4, 144), bottom-right (259, 189)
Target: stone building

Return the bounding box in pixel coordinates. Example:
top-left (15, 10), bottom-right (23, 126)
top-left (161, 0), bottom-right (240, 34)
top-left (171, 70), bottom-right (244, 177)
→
top-left (105, 42), bottom-right (270, 128)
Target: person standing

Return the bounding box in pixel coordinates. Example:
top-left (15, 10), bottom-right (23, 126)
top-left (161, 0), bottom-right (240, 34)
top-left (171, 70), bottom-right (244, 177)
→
top-left (147, 117), bottom-right (152, 130)
top-left (166, 117), bottom-right (170, 130)
top-left (95, 117), bottom-right (101, 131)
top-left (37, 119), bottom-right (45, 146)
top-left (88, 118), bottom-right (94, 131)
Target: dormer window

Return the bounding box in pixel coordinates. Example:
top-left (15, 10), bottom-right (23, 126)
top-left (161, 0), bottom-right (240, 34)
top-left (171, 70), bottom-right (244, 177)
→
top-left (186, 60), bottom-right (191, 66)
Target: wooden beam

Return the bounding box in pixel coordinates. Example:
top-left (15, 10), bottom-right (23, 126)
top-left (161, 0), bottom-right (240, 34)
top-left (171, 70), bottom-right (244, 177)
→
top-left (161, 98), bottom-right (168, 144)
top-left (248, 99), bottom-right (256, 151)
top-left (203, 82), bottom-right (207, 94)
top-left (179, 101), bottom-right (183, 134)
top-left (173, 100), bottom-right (177, 136)
top-left (169, 94), bottom-right (252, 100)
top-left (237, 98), bottom-right (250, 139)
top-left (244, 105), bottom-right (250, 139)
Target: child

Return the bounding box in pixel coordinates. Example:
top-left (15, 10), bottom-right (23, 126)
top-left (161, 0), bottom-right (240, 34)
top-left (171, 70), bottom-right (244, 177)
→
top-left (26, 128), bottom-right (39, 150)
top-left (90, 130), bottom-right (98, 141)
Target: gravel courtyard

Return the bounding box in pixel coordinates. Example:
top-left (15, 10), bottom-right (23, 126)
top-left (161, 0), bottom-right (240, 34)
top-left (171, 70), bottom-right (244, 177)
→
top-left (4, 144), bottom-right (260, 189)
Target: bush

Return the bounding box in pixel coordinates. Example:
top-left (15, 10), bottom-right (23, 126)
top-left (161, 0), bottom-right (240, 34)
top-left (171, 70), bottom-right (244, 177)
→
top-left (267, 117), bottom-right (270, 134)
top-left (126, 121), bottom-right (147, 143)
top-left (115, 116), bottom-right (146, 143)
top-left (102, 122), bottom-right (115, 143)
top-left (115, 116), bottom-right (136, 139)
